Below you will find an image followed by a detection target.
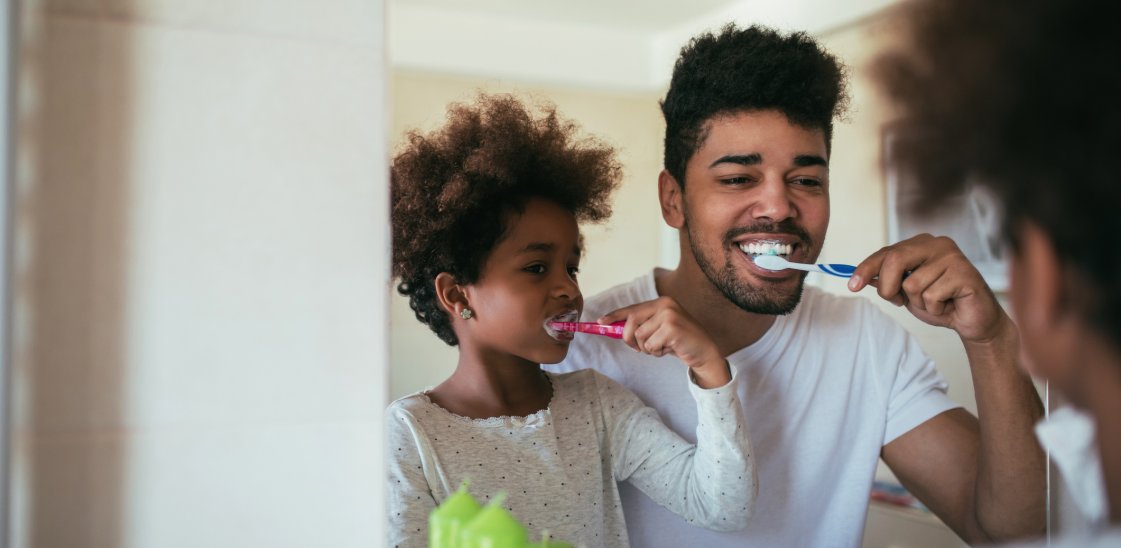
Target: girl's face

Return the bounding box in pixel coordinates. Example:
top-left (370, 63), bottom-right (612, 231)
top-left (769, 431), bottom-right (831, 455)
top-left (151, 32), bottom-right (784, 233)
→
top-left (462, 197), bottom-right (583, 365)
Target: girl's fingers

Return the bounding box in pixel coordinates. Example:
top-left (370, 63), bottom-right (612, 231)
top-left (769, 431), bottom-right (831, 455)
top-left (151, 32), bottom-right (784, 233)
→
top-left (639, 322), bottom-right (670, 357)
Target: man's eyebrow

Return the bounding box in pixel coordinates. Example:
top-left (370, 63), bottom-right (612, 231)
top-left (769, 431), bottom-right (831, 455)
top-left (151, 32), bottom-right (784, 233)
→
top-left (794, 154), bottom-right (828, 167)
top-left (708, 153), bottom-right (828, 169)
top-left (709, 153), bottom-right (762, 168)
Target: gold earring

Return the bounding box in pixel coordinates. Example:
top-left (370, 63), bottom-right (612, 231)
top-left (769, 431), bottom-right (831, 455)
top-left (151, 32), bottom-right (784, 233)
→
top-left (460, 308), bottom-right (474, 320)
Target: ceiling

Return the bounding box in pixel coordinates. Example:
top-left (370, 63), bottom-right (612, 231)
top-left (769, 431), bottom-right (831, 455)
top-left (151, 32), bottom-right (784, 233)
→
top-left (388, 0), bottom-right (901, 91)
top-left (398, 0), bottom-right (744, 32)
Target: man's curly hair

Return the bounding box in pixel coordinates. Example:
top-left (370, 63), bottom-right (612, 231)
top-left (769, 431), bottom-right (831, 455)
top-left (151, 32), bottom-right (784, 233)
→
top-left (392, 94), bottom-right (622, 346)
top-left (874, 0), bottom-right (1121, 348)
top-left (661, 24), bottom-right (849, 186)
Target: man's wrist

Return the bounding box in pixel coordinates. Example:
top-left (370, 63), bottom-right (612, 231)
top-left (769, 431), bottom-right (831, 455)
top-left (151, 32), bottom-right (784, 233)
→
top-left (962, 314), bottom-right (1021, 373)
top-left (962, 312), bottom-right (1018, 350)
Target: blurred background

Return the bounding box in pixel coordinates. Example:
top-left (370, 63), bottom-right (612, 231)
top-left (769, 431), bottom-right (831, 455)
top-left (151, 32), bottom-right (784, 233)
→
top-left (0, 0), bottom-right (1057, 547)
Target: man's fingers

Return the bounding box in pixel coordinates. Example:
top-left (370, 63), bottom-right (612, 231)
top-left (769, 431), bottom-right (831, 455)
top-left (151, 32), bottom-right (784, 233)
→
top-left (898, 260), bottom-right (948, 314)
top-left (919, 270), bottom-right (967, 318)
top-left (850, 247), bottom-right (889, 292)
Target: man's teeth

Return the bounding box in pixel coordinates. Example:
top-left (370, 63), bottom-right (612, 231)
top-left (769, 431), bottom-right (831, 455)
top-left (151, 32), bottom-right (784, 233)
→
top-left (739, 242), bottom-right (793, 256)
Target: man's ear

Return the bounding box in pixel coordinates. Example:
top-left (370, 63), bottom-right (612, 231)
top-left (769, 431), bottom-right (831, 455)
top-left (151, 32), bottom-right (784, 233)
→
top-left (658, 170), bottom-right (685, 229)
top-left (434, 272), bottom-right (470, 320)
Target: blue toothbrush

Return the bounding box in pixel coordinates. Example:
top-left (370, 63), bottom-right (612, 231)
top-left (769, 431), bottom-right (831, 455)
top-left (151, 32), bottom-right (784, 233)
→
top-left (752, 254), bottom-right (857, 278)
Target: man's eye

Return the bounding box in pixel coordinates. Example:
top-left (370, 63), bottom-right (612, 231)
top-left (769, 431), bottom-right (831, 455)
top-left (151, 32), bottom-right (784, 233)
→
top-left (791, 177), bottom-right (822, 187)
top-left (720, 176), bottom-right (752, 186)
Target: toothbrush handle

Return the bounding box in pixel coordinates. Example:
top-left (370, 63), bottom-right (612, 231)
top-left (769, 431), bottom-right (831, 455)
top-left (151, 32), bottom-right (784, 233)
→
top-left (817, 263), bottom-right (857, 278)
top-left (816, 263), bottom-right (912, 280)
top-left (573, 321), bottom-right (626, 339)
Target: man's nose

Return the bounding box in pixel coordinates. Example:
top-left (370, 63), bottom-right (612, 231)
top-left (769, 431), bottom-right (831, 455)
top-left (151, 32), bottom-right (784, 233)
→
top-left (750, 177), bottom-right (794, 221)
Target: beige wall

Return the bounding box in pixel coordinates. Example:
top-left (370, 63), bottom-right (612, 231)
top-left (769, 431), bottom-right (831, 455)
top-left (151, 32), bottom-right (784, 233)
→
top-left (10, 1), bottom-right (388, 546)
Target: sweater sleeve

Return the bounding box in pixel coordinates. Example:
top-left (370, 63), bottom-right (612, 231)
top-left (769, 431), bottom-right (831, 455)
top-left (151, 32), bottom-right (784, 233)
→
top-left (599, 369), bottom-right (756, 532)
top-left (386, 405), bottom-right (438, 548)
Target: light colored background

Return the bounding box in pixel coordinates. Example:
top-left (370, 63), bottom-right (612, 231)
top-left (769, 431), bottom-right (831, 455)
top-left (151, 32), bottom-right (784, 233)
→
top-left (4, 0), bottom-right (389, 546)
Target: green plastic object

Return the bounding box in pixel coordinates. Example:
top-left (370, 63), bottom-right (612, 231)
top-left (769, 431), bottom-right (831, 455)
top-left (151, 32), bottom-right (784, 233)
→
top-left (457, 493), bottom-right (528, 548)
top-left (428, 481), bottom-right (482, 548)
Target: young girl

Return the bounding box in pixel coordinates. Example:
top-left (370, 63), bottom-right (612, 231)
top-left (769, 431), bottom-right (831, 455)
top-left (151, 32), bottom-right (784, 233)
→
top-left (388, 94), bottom-right (756, 548)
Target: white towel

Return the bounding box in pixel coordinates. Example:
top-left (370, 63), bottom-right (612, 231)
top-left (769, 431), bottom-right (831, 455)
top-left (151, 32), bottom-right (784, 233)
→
top-left (1035, 406), bottom-right (1108, 526)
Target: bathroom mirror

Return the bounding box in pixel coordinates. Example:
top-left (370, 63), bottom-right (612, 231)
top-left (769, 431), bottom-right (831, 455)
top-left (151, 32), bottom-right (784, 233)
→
top-left (385, 1), bottom-right (1057, 547)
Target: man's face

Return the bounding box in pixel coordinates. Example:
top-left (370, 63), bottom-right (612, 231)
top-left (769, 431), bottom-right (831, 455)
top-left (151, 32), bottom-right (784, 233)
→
top-left (676, 110), bottom-right (830, 314)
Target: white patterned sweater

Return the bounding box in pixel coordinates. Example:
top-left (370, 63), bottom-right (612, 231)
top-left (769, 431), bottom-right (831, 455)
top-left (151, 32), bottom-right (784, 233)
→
top-left (387, 368), bottom-right (756, 548)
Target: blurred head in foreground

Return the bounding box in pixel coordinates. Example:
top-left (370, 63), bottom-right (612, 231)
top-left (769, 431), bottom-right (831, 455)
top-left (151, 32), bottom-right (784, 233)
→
top-left (875, 0), bottom-right (1120, 523)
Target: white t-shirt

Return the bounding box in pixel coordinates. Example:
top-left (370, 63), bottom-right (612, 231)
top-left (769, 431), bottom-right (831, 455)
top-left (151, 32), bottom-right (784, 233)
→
top-left (546, 272), bottom-right (960, 547)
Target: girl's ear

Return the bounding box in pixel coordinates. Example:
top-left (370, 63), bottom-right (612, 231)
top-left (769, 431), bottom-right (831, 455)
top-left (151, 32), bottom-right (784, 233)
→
top-left (659, 170), bottom-right (685, 229)
top-left (434, 272), bottom-right (470, 320)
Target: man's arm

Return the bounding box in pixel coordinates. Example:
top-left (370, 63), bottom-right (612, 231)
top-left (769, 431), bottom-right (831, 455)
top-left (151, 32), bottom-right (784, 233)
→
top-left (852, 234), bottom-right (1046, 543)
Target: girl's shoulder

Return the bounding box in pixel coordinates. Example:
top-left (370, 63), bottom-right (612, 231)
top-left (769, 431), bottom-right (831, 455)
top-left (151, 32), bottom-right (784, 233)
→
top-left (387, 391), bottom-right (432, 415)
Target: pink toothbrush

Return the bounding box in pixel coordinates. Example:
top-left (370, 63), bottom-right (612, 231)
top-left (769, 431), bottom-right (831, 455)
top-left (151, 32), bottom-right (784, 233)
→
top-left (547, 321), bottom-right (626, 339)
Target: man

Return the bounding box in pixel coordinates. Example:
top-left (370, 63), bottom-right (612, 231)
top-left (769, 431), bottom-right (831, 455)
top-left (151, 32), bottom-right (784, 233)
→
top-left (873, 0), bottom-right (1119, 543)
top-left (548, 24), bottom-right (1045, 546)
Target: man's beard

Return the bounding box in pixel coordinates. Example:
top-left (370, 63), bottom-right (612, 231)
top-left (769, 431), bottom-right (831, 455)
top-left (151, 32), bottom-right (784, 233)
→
top-left (685, 218), bottom-right (812, 316)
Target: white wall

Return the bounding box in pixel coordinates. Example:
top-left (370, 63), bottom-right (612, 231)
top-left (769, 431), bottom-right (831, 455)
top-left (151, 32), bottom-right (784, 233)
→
top-left (8, 0), bottom-right (388, 546)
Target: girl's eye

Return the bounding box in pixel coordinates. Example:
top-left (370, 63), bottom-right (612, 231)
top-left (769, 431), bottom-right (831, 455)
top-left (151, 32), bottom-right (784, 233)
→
top-left (567, 266), bottom-right (580, 278)
top-left (525, 264), bottom-right (546, 274)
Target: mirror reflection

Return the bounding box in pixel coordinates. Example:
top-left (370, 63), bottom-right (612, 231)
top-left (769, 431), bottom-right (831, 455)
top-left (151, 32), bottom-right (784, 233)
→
top-left (385, 1), bottom-right (1080, 547)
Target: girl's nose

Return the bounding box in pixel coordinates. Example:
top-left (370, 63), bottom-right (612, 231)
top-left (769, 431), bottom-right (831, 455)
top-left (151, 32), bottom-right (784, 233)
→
top-left (553, 272), bottom-right (580, 301)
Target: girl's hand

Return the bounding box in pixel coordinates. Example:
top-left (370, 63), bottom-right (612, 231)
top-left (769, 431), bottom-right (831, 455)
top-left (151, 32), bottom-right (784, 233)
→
top-left (598, 297), bottom-right (731, 389)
